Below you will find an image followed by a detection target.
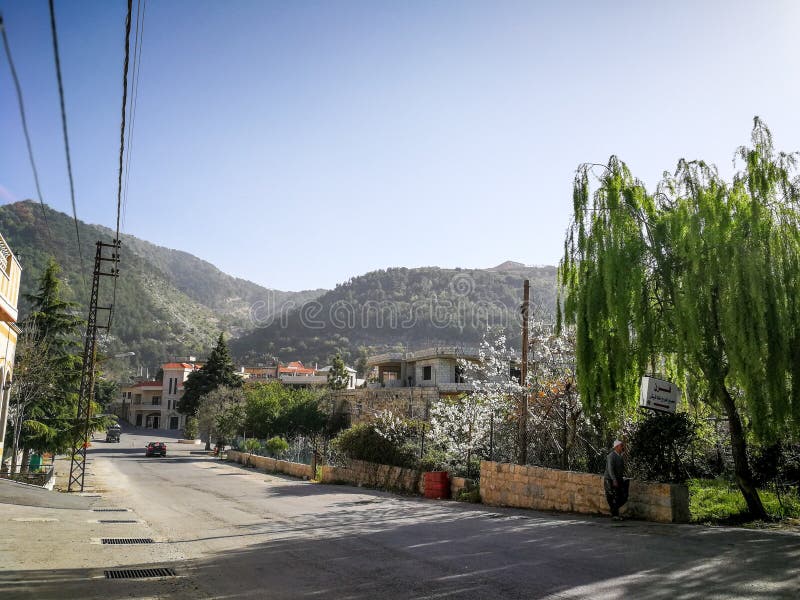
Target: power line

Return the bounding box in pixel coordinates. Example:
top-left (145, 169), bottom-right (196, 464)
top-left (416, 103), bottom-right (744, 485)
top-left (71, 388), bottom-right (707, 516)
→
top-left (48, 0), bottom-right (87, 293)
top-left (109, 0), bottom-right (134, 335)
top-left (122, 0), bottom-right (146, 231)
top-left (0, 11), bottom-right (55, 251)
top-left (115, 0), bottom-right (133, 244)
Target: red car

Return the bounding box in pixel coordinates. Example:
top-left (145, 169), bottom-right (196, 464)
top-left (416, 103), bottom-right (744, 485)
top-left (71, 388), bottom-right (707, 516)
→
top-left (145, 441), bottom-right (167, 457)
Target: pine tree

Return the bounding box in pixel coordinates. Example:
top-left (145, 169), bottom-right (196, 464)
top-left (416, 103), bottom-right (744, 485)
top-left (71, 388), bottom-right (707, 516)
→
top-left (178, 333), bottom-right (242, 415)
top-left (326, 354), bottom-right (349, 390)
top-left (10, 260), bottom-right (85, 467)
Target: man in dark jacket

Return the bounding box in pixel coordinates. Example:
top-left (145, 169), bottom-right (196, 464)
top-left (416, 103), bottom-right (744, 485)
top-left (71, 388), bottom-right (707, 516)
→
top-left (604, 439), bottom-right (627, 520)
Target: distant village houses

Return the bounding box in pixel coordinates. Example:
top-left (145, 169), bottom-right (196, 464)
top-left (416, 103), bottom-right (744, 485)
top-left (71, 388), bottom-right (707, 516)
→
top-left (115, 359), bottom-right (360, 430)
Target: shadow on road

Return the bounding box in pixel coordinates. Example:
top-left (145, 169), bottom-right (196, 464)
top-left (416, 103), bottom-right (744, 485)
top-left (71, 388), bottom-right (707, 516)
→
top-left (2, 498), bottom-right (798, 599)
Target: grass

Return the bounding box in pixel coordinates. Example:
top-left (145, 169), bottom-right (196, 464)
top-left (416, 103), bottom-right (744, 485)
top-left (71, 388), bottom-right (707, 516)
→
top-left (688, 478), bottom-right (800, 524)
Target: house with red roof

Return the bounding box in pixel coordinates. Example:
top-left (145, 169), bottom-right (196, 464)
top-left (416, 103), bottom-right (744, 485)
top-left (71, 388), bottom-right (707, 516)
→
top-left (117, 361), bottom-right (200, 430)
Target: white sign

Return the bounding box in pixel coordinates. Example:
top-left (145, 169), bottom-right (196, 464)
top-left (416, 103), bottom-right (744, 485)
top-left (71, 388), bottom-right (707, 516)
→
top-left (639, 376), bottom-right (681, 413)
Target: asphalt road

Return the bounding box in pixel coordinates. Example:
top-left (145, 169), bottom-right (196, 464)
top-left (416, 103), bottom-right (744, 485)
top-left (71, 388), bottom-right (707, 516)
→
top-left (2, 425), bottom-right (799, 599)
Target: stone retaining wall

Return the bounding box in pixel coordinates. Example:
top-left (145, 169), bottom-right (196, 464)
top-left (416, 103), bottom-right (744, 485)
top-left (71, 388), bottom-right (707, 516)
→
top-left (450, 476), bottom-right (476, 499)
top-left (320, 459), bottom-right (423, 494)
top-left (480, 461), bottom-right (689, 523)
top-left (226, 450), bottom-right (313, 480)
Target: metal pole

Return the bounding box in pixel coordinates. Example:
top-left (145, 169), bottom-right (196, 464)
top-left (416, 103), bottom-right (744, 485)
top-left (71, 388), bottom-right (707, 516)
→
top-left (68, 240), bottom-right (119, 492)
top-left (518, 279), bottom-right (530, 465)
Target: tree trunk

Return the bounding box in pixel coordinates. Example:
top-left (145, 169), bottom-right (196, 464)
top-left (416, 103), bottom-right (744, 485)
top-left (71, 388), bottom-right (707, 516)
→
top-left (20, 448), bottom-right (31, 474)
top-left (719, 385), bottom-right (768, 520)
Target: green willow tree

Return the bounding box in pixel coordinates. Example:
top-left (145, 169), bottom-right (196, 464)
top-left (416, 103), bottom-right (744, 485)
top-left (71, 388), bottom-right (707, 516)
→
top-left (559, 118), bottom-right (800, 520)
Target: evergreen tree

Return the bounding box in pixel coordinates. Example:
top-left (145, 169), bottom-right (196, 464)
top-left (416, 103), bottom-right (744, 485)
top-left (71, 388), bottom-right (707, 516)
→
top-left (178, 333), bottom-right (242, 415)
top-left (326, 354), bottom-right (350, 390)
top-left (559, 118), bottom-right (800, 520)
top-left (10, 260), bottom-right (87, 465)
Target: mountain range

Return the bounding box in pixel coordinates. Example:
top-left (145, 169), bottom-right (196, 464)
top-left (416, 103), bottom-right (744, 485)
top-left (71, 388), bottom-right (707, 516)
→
top-left (0, 201), bottom-right (558, 370)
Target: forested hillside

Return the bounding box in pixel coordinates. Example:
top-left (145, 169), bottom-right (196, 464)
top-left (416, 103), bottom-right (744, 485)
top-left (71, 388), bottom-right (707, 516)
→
top-left (232, 264), bottom-right (558, 366)
top-left (0, 201), bottom-right (323, 367)
top-left (0, 201), bottom-right (558, 371)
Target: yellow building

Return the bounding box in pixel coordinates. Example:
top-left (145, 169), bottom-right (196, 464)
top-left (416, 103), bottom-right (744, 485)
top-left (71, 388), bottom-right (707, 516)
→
top-left (0, 232), bottom-right (22, 458)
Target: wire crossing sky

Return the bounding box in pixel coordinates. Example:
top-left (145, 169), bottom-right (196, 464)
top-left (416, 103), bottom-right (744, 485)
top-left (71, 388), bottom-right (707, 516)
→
top-left (1, 0), bottom-right (799, 291)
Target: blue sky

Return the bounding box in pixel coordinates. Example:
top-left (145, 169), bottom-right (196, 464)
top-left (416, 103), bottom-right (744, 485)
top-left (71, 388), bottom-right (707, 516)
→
top-left (1, 0), bottom-right (799, 291)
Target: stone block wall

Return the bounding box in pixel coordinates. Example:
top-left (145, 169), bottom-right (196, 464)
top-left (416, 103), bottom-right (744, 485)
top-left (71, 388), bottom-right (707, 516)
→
top-left (480, 460), bottom-right (689, 523)
top-left (227, 450), bottom-right (313, 479)
top-left (320, 459), bottom-right (423, 494)
top-left (450, 476), bottom-right (476, 499)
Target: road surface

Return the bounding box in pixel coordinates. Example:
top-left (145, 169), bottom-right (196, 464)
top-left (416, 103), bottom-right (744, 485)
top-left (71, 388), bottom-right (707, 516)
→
top-left (1, 425), bottom-right (798, 599)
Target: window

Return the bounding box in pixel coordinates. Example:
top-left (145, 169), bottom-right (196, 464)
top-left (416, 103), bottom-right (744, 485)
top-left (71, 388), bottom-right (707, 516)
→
top-left (167, 399), bottom-right (171, 410)
top-left (423, 366), bottom-right (432, 381)
top-left (455, 365), bottom-right (465, 384)
top-left (151, 396), bottom-right (161, 406)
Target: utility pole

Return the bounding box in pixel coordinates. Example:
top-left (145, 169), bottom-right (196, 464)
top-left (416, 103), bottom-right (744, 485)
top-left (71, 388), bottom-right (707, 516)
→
top-left (518, 279), bottom-right (530, 465)
top-left (68, 240), bottom-right (120, 492)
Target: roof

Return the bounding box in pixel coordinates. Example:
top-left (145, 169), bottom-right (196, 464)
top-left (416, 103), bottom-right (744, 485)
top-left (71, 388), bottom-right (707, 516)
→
top-left (317, 365), bottom-right (356, 373)
top-left (278, 361), bottom-right (316, 375)
top-left (367, 347), bottom-right (480, 367)
top-left (121, 380), bottom-right (162, 390)
top-left (162, 362), bottom-right (197, 370)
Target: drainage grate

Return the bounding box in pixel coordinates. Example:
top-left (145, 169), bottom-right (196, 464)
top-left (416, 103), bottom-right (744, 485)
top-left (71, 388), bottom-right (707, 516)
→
top-left (101, 538), bottom-right (153, 545)
top-left (93, 508), bottom-right (129, 512)
top-left (98, 519), bottom-right (138, 524)
top-left (104, 568), bottom-right (176, 579)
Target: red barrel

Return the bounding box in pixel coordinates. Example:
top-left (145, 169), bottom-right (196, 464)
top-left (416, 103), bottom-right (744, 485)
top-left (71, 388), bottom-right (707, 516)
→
top-left (424, 471), bottom-right (450, 499)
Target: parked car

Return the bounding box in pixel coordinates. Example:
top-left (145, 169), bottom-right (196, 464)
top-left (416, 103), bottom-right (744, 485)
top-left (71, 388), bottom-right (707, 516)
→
top-left (106, 425), bottom-right (121, 443)
top-left (145, 441), bottom-right (167, 457)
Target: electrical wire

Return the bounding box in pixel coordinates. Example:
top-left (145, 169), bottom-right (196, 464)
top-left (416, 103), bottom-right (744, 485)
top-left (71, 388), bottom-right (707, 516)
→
top-left (122, 0), bottom-right (146, 232)
top-left (108, 0), bottom-right (134, 335)
top-left (0, 11), bottom-right (55, 251)
top-left (48, 0), bottom-right (87, 293)
top-left (115, 0), bottom-right (133, 244)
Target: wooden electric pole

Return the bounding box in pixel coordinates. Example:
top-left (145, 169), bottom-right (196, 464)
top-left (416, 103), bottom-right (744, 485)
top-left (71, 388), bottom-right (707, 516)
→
top-left (518, 279), bottom-right (530, 465)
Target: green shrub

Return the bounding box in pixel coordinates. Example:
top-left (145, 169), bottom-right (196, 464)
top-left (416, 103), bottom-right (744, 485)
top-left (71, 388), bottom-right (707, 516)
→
top-left (183, 417), bottom-right (198, 440)
top-left (628, 411), bottom-right (697, 483)
top-left (243, 438), bottom-right (262, 454)
top-left (264, 436), bottom-right (289, 457)
top-left (333, 423), bottom-right (417, 468)
top-left (456, 485), bottom-right (481, 503)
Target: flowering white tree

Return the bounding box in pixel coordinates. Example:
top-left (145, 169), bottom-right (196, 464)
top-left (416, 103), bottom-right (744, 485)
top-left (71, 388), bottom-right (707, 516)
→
top-left (428, 331), bottom-right (522, 474)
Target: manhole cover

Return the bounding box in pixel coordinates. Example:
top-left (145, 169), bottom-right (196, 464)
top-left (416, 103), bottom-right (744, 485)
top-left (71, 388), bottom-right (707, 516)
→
top-left (98, 519), bottom-right (139, 524)
top-left (92, 508), bottom-right (130, 512)
top-left (104, 567), bottom-right (176, 579)
top-left (101, 538), bottom-right (153, 545)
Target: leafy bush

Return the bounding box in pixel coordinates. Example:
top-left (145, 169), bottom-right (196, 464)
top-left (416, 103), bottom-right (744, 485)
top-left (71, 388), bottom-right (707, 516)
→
top-left (751, 441), bottom-right (800, 489)
top-left (627, 411), bottom-right (697, 483)
top-left (456, 485), bottom-right (481, 503)
top-left (243, 438), bottom-right (262, 454)
top-left (265, 436), bottom-right (289, 457)
top-left (183, 417), bottom-right (198, 440)
top-left (332, 422), bottom-right (418, 469)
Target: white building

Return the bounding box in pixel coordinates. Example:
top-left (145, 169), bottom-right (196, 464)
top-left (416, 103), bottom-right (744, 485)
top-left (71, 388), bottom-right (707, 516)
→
top-left (116, 362), bottom-right (200, 430)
